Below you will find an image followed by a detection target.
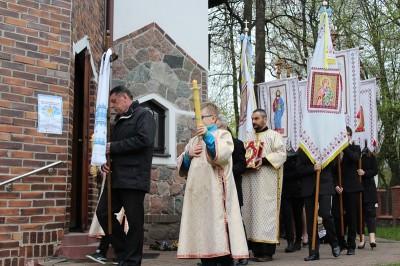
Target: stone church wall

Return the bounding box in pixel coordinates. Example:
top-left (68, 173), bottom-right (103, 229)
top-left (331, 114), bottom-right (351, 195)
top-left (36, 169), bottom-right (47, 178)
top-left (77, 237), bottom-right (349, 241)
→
top-left (111, 22), bottom-right (208, 243)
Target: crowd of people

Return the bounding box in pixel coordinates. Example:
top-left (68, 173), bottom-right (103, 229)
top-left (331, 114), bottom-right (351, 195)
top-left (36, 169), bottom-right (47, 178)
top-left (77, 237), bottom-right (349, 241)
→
top-left (85, 88), bottom-right (378, 265)
top-left (176, 103), bottom-right (379, 265)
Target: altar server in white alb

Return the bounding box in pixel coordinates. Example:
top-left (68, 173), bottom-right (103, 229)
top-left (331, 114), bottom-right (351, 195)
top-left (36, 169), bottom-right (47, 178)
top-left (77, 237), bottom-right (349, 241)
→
top-left (176, 102), bottom-right (249, 265)
top-left (242, 108), bottom-right (287, 262)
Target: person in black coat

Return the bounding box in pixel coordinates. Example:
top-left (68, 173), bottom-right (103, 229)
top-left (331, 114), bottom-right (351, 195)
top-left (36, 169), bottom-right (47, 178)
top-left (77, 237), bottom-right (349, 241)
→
top-left (332, 126), bottom-right (362, 255)
top-left (231, 137), bottom-right (246, 207)
top-left (281, 152), bottom-right (303, 252)
top-left (216, 115), bottom-right (247, 265)
top-left (296, 148), bottom-right (341, 261)
top-left (97, 85), bottom-right (156, 265)
top-left (357, 149), bottom-right (378, 249)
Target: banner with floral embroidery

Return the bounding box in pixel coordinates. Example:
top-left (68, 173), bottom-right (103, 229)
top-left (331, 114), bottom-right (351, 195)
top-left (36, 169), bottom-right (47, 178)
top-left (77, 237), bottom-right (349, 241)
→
top-left (352, 78), bottom-right (378, 152)
top-left (298, 7), bottom-right (348, 168)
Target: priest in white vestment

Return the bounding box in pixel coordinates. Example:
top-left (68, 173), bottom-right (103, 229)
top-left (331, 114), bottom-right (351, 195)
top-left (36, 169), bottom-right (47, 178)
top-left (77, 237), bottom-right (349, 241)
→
top-left (177, 102), bottom-right (249, 265)
top-left (242, 109), bottom-right (287, 262)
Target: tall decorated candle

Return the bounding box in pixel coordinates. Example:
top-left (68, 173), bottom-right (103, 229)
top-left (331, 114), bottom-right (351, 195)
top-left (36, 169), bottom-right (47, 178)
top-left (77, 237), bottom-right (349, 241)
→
top-left (192, 80), bottom-right (202, 126)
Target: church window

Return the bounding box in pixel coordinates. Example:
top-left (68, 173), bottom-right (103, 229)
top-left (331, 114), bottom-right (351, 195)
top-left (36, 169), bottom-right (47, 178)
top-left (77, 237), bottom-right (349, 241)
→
top-left (141, 100), bottom-right (166, 155)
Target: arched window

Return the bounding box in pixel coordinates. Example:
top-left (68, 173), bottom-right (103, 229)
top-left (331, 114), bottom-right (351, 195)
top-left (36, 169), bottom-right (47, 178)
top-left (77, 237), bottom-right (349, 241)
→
top-left (141, 100), bottom-right (166, 155)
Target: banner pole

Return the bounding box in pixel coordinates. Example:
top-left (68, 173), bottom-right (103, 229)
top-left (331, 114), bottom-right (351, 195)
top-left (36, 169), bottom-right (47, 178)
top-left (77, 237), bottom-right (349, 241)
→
top-left (105, 30), bottom-right (112, 235)
top-left (338, 156), bottom-right (344, 237)
top-left (358, 158), bottom-right (363, 243)
top-left (311, 170), bottom-right (321, 251)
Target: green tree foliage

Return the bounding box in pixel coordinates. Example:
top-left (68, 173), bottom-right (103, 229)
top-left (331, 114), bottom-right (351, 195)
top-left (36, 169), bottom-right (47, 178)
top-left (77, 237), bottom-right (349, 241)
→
top-left (333, 0), bottom-right (400, 187)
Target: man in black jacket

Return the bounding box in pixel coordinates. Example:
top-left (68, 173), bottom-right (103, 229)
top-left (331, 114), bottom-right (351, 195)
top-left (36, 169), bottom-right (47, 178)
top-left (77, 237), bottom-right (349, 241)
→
top-left (296, 148), bottom-right (341, 261)
top-left (281, 152), bottom-right (303, 252)
top-left (97, 85), bottom-right (155, 266)
top-left (332, 126), bottom-right (362, 255)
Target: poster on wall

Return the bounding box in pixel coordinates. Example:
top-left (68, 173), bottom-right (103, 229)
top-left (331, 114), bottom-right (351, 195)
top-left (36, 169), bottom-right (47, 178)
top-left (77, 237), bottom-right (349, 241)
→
top-left (37, 94), bottom-right (63, 134)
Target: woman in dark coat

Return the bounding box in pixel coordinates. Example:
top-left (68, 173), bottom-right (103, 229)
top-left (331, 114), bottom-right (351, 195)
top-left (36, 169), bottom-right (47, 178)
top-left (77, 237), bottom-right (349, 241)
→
top-left (357, 149), bottom-right (378, 249)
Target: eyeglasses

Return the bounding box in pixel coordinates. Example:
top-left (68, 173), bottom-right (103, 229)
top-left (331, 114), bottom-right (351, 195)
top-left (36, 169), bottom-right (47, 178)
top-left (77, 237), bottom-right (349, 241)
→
top-left (192, 114), bottom-right (213, 122)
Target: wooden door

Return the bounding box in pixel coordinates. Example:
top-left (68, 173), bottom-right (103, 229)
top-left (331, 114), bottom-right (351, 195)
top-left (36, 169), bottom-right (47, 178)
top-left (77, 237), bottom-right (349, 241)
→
top-left (71, 49), bottom-right (90, 231)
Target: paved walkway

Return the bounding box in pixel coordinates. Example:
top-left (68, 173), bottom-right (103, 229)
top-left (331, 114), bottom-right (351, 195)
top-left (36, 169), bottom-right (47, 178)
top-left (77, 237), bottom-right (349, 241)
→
top-left (53, 238), bottom-right (400, 266)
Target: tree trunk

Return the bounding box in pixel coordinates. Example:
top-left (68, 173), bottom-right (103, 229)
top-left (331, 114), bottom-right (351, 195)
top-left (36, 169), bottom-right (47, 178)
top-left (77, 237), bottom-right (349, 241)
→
top-left (254, 0), bottom-right (266, 104)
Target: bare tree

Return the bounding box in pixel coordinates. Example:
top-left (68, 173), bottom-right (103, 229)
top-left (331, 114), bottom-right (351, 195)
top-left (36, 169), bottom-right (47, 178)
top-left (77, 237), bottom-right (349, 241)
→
top-left (209, 0), bottom-right (400, 186)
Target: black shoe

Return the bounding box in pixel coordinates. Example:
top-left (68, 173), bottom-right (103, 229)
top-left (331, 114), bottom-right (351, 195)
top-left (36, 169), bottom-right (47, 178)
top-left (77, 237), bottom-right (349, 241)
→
top-left (347, 248), bottom-right (355, 255)
top-left (285, 242), bottom-right (295, 253)
top-left (254, 256), bottom-right (273, 262)
top-left (332, 245), bottom-right (341, 257)
top-left (338, 239), bottom-right (348, 251)
top-left (294, 240), bottom-right (302, 251)
top-left (304, 253), bottom-right (319, 261)
top-left (370, 242), bottom-right (376, 250)
top-left (302, 241), bottom-right (308, 247)
top-left (236, 258), bottom-right (248, 265)
top-left (86, 252), bottom-right (107, 264)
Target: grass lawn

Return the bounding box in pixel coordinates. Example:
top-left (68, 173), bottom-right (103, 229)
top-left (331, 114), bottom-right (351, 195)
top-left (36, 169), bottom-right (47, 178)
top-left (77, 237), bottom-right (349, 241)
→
top-left (376, 226), bottom-right (400, 241)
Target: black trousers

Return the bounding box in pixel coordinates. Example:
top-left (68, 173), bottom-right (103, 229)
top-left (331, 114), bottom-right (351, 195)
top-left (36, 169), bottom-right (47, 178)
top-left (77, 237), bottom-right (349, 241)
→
top-left (304, 194), bottom-right (337, 255)
top-left (360, 202), bottom-right (376, 234)
top-left (345, 192), bottom-right (359, 249)
top-left (251, 242), bottom-right (276, 257)
top-left (97, 186), bottom-right (146, 266)
top-left (281, 196), bottom-right (304, 242)
top-left (98, 234), bottom-right (110, 256)
top-left (200, 255), bottom-right (234, 266)
top-left (332, 192), bottom-right (359, 249)
top-left (332, 194), bottom-right (348, 248)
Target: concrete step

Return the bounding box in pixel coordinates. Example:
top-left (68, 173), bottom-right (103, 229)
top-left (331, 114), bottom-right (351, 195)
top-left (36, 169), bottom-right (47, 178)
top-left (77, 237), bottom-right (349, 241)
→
top-left (60, 233), bottom-right (99, 246)
top-left (59, 233), bottom-right (109, 260)
top-left (59, 244), bottom-right (99, 260)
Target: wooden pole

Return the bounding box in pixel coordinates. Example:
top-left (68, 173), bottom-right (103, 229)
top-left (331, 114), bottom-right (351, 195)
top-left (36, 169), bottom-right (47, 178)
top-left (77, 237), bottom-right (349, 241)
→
top-left (105, 30), bottom-right (112, 235)
top-left (358, 158), bottom-right (363, 243)
top-left (338, 156), bottom-right (345, 237)
top-left (311, 170), bottom-right (321, 251)
top-left (286, 63), bottom-right (292, 78)
top-left (276, 59), bottom-right (282, 79)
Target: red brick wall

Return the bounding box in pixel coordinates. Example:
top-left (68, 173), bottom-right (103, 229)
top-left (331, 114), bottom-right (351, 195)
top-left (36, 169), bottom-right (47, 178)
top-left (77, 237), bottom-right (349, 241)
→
top-left (0, 0), bottom-right (105, 263)
top-left (391, 186), bottom-right (400, 226)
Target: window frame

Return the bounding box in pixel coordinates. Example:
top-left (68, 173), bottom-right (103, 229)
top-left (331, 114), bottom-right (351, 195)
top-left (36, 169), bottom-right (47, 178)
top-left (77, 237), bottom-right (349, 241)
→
top-left (140, 100), bottom-right (166, 156)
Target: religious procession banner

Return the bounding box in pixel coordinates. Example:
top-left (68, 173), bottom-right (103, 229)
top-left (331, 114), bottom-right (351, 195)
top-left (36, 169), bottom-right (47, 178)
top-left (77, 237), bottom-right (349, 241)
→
top-left (336, 48), bottom-right (361, 130)
top-left (296, 80), bottom-right (308, 152)
top-left (258, 77), bottom-right (301, 151)
top-left (238, 33), bottom-right (257, 141)
top-left (309, 47), bottom-right (361, 131)
top-left (91, 48), bottom-right (112, 166)
top-left (352, 78), bottom-right (378, 151)
top-left (299, 8), bottom-right (348, 167)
